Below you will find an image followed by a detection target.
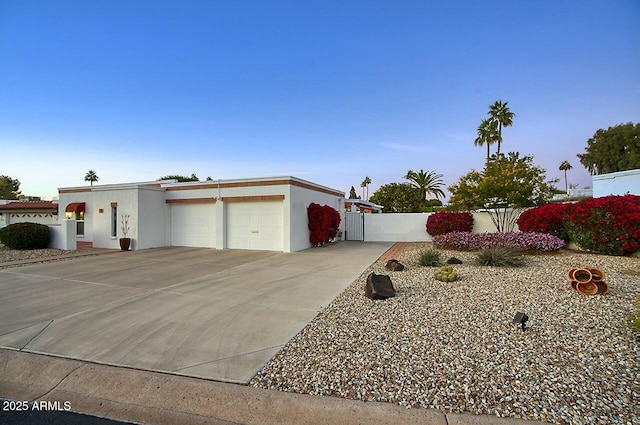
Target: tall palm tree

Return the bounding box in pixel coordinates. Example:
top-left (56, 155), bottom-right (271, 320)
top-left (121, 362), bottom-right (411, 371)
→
top-left (488, 100), bottom-right (515, 157)
top-left (404, 169), bottom-right (445, 207)
top-left (474, 118), bottom-right (499, 163)
top-left (84, 170), bottom-right (99, 186)
top-left (361, 176), bottom-right (371, 200)
top-left (559, 160), bottom-right (573, 194)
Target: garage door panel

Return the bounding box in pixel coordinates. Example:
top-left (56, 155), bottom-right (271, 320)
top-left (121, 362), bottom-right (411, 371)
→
top-left (226, 201), bottom-right (283, 251)
top-left (171, 204), bottom-right (216, 248)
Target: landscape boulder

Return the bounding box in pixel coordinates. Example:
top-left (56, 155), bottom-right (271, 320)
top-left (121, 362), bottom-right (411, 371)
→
top-left (384, 259), bottom-right (405, 271)
top-left (364, 273), bottom-right (396, 300)
top-left (446, 257), bottom-right (463, 264)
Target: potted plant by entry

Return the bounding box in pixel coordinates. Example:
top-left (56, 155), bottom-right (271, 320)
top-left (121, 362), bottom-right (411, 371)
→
top-left (119, 213), bottom-right (131, 251)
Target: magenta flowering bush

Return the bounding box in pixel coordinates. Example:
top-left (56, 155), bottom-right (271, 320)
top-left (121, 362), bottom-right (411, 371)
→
top-left (432, 231), bottom-right (565, 252)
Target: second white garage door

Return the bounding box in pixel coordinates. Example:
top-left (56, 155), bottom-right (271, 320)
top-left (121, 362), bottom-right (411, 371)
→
top-left (171, 203), bottom-right (216, 248)
top-left (226, 201), bottom-right (284, 251)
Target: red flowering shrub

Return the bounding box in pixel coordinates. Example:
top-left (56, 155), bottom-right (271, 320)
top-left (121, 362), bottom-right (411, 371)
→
top-left (308, 203), bottom-right (341, 246)
top-left (426, 211), bottom-right (473, 236)
top-left (517, 203), bottom-right (571, 241)
top-left (562, 194), bottom-right (640, 256)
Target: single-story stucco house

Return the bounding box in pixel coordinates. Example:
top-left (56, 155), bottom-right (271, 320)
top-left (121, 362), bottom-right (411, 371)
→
top-left (57, 176), bottom-right (345, 252)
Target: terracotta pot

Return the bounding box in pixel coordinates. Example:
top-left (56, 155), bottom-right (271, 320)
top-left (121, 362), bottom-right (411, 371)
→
top-left (596, 281), bottom-right (609, 295)
top-left (569, 280), bottom-right (578, 292)
top-left (572, 268), bottom-right (593, 284)
top-left (567, 268), bottom-right (578, 281)
top-left (576, 281), bottom-right (598, 295)
top-left (588, 268), bottom-right (605, 282)
top-left (119, 238), bottom-right (131, 251)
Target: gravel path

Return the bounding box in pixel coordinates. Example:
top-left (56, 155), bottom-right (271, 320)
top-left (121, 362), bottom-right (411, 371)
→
top-left (250, 243), bottom-right (639, 425)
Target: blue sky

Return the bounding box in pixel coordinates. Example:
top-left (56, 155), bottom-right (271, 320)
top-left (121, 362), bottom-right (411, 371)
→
top-left (1, 1), bottom-right (638, 201)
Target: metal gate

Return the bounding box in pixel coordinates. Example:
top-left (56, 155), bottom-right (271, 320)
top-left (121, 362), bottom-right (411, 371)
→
top-left (344, 212), bottom-right (364, 241)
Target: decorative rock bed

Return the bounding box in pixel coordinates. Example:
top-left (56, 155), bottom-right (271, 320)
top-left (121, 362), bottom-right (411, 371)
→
top-left (251, 242), bottom-right (639, 425)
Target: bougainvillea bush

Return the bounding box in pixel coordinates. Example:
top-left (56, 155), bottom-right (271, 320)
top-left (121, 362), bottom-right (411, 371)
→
top-left (426, 211), bottom-right (474, 236)
top-left (517, 203), bottom-right (571, 241)
top-left (432, 231), bottom-right (565, 252)
top-left (308, 203), bottom-right (341, 246)
top-left (562, 194), bottom-right (640, 256)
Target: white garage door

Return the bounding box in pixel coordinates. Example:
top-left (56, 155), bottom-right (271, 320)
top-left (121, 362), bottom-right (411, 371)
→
top-left (171, 203), bottom-right (216, 248)
top-left (226, 201), bottom-right (284, 251)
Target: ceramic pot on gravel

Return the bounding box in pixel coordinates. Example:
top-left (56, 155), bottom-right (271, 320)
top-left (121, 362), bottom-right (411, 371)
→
top-left (571, 268), bottom-right (593, 284)
top-left (596, 281), bottom-right (609, 295)
top-left (588, 268), bottom-right (605, 282)
top-left (576, 281), bottom-right (598, 295)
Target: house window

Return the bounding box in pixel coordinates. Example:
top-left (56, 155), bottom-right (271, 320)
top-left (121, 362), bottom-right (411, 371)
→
top-left (111, 204), bottom-right (117, 238)
top-left (76, 211), bottom-right (85, 236)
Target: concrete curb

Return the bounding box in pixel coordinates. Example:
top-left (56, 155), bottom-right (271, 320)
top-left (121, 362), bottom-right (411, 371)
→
top-left (0, 349), bottom-right (545, 425)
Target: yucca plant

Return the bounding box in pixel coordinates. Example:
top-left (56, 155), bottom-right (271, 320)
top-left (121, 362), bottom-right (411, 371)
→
top-left (418, 249), bottom-right (442, 267)
top-left (475, 247), bottom-right (525, 267)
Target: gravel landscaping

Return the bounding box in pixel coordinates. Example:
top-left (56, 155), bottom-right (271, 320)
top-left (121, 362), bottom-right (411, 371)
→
top-left (250, 242), bottom-right (640, 425)
top-left (0, 246), bottom-right (83, 268)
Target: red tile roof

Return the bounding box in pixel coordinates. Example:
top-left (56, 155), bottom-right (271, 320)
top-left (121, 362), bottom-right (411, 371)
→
top-left (0, 201), bottom-right (58, 211)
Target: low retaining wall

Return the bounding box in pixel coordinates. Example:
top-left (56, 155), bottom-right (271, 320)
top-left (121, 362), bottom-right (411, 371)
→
top-left (49, 220), bottom-right (77, 250)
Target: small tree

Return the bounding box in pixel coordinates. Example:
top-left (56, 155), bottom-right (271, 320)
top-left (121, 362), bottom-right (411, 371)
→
top-left (158, 174), bottom-right (200, 182)
top-left (577, 122), bottom-right (640, 175)
top-left (449, 152), bottom-right (555, 232)
top-left (369, 183), bottom-right (421, 213)
top-left (361, 176), bottom-right (371, 200)
top-left (0, 175), bottom-right (21, 200)
top-left (404, 169), bottom-right (445, 208)
top-left (348, 186), bottom-right (360, 199)
top-left (84, 170), bottom-right (99, 186)
top-left (559, 160), bottom-right (573, 194)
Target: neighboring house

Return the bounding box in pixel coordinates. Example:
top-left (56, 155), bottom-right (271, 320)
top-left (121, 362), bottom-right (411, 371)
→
top-left (57, 176), bottom-right (344, 252)
top-left (344, 199), bottom-right (384, 213)
top-left (592, 168), bottom-right (640, 198)
top-left (0, 200), bottom-right (59, 228)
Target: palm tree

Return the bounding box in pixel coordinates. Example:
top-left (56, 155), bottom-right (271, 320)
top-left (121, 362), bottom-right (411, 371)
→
top-left (84, 170), bottom-right (99, 186)
top-left (361, 176), bottom-right (371, 201)
top-left (404, 169), bottom-right (445, 207)
top-left (488, 100), bottom-right (515, 157)
top-left (474, 118), bottom-right (499, 163)
top-left (559, 160), bottom-right (573, 194)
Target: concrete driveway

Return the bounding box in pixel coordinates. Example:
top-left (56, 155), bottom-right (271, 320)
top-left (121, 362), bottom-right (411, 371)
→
top-left (0, 242), bottom-right (392, 384)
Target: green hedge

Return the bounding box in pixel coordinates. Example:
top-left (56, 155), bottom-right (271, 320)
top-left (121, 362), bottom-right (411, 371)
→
top-left (0, 222), bottom-right (51, 249)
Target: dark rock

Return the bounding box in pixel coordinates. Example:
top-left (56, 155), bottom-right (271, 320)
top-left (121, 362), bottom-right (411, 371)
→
top-left (384, 259), bottom-right (405, 271)
top-left (364, 273), bottom-right (396, 300)
top-left (446, 257), bottom-right (463, 264)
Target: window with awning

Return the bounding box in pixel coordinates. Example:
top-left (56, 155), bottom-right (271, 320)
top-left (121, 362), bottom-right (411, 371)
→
top-left (65, 202), bottom-right (85, 213)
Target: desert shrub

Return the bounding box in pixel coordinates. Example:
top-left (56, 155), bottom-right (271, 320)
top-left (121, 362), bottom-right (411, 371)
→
top-left (475, 247), bottom-right (525, 267)
top-left (307, 203), bottom-right (341, 246)
top-left (426, 211), bottom-right (473, 236)
top-left (418, 249), bottom-right (441, 266)
top-left (0, 222), bottom-right (51, 249)
top-left (432, 231), bottom-right (565, 252)
top-left (562, 194), bottom-right (640, 255)
top-left (517, 203), bottom-right (570, 241)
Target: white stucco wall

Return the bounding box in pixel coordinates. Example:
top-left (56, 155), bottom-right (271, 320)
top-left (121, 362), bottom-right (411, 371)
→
top-left (137, 187), bottom-right (169, 250)
top-left (288, 184), bottom-right (344, 252)
top-left (361, 211), bottom-right (504, 242)
top-left (592, 169), bottom-right (640, 197)
top-left (364, 213), bottom-right (432, 242)
top-left (90, 187), bottom-right (139, 249)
